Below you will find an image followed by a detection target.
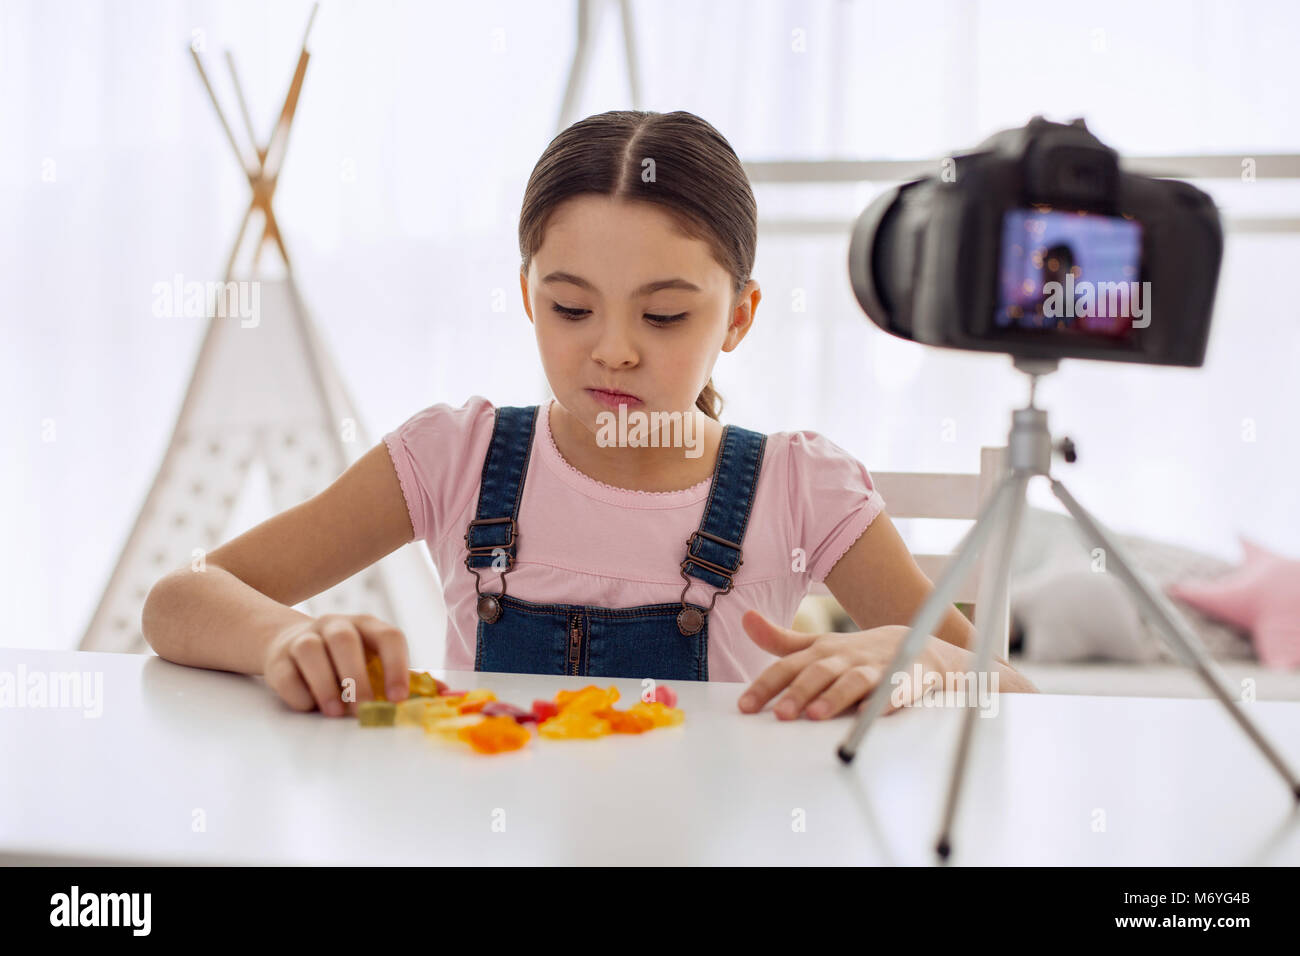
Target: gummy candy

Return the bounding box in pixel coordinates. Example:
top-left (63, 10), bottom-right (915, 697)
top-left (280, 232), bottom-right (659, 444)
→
top-left (409, 670), bottom-right (447, 698)
top-left (555, 685), bottom-right (620, 714)
top-left (422, 714), bottom-right (485, 741)
top-left (652, 686), bottom-right (678, 708)
top-left (457, 715), bottom-right (532, 754)
top-left (396, 697), bottom-right (451, 727)
top-left (366, 655), bottom-right (388, 701)
top-left (365, 653), bottom-right (446, 701)
top-left (626, 700), bottom-right (685, 727)
top-left (538, 710), bottom-right (610, 739)
top-left (456, 689), bottom-right (498, 714)
top-left (594, 707), bottom-right (655, 734)
top-left (481, 702), bottom-right (537, 723)
top-left (358, 700), bottom-right (396, 726)
top-left (357, 681), bottom-right (683, 751)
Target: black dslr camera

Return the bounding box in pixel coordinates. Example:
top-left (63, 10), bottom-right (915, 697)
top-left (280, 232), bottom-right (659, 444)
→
top-left (848, 115), bottom-right (1222, 367)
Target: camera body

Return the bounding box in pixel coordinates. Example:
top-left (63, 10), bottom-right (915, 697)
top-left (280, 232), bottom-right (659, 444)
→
top-left (849, 116), bottom-right (1223, 366)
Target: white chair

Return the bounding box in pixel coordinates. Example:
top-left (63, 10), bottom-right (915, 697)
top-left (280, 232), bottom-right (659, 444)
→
top-left (794, 446), bottom-right (1012, 660)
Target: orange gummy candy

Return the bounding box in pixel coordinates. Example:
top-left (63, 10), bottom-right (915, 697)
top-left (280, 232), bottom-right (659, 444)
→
top-left (366, 654), bottom-right (388, 701)
top-left (594, 707), bottom-right (655, 734)
top-left (626, 700), bottom-right (685, 727)
top-left (457, 715), bottom-right (532, 754)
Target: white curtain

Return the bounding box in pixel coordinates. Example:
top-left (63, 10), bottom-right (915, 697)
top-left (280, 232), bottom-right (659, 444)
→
top-left (4, 0), bottom-right (1298, 653)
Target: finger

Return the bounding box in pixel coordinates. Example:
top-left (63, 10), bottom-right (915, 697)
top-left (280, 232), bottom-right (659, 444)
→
top-left (318, 616), bottom-right (369, 714)
top-left (805, 665), bottom-right (887, 720)
top-left (354, 615), bottom-right (410, 701)
top-left (740, 609), bottom-right (818, 657)
top-left (737, 644), bottom-right (823, 714)
top-left (265, 655), bottom-right (315, 712)
top-left (773, 655), bottom-right (851, 720)
top-left (288, 632), bottom-right (345, 716)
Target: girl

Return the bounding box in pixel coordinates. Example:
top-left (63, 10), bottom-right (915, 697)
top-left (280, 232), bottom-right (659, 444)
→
top-left (143, 110), bottom-right (1036, 721)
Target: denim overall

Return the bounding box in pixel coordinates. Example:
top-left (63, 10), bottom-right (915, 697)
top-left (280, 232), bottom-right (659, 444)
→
top-left (463, 404), bottom-right (767, 681)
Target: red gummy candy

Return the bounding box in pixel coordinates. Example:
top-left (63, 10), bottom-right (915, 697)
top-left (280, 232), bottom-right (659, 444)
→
top-left (531, 699), bottom-right (559, 721)
top-left (653, 686), bottom-right (678, 707)
top-left (481, 702), bottom-right (538, 723)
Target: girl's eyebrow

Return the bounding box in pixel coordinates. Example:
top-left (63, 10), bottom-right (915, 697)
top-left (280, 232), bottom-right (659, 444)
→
top-left (541, 271), bottom-right (702, 296)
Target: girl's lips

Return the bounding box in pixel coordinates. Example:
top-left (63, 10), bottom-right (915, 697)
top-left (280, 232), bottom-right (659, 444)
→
top-left (586, 388), bottom-right (644, 408)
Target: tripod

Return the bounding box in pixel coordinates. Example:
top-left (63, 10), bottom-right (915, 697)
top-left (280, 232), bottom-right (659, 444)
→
top-left (836, 357), bottom-right (1300, 862)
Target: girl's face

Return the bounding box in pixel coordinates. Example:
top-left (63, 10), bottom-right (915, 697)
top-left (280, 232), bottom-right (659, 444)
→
top-left (520, 194), bottom-right (759, 442)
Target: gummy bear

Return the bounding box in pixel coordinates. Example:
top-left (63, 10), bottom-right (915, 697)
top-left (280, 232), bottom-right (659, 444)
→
top-left (457, 715), bottom-right (532, 754)
top-left (594, 707), bottom-right (655, 734)
top-left (409, 670), bottom-right (447, 699)
top-left (422, 713), bottom-right (485, 741)
top-left (538, 710), bottom-right (610, 739)
top-left (531, 699), bottom-right (559, 721)
top-left (481, 702), bottom-right (537, 723)
top-left (366, 654), bottom-right (388, 701)
top-left (626, 700), bottom-right (685, 727)
top-left (555, 685), bottom-right (620, 714)
top-left (456, 689), bottom-right (498, 714)
top-left (396, 697), bottom-right (448, 727)
top-left (652, 685), bottom-right (678, 708)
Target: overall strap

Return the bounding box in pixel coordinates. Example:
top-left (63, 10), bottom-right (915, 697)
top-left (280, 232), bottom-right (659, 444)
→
top-left (681, 424), bottom-right (768, 593)
top-left (464, 405), bottom-right (539, 571)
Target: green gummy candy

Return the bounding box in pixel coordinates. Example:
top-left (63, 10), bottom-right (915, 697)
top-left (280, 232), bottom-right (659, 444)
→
top-left (358, 701), bottom-right (397, 727)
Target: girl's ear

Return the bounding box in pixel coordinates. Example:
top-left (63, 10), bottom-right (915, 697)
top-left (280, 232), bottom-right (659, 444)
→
top-left (519, 271), bottom-right (534, 323)
top-left (724, 280), bottom-right (760, 351)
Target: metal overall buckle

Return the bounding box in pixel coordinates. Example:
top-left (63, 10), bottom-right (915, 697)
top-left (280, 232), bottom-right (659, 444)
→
top-left (677, 530), bottom-right (743, 636)
top-left (465, 517), bottom-right (517, 624)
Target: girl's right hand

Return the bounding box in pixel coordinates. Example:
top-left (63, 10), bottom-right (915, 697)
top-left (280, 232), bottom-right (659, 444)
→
top-left (261, 613), bottom-right (410, 716)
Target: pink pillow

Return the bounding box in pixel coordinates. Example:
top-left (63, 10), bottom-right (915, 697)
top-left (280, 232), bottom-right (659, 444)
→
top-left (1166, 537), bottom-right (1300, 669)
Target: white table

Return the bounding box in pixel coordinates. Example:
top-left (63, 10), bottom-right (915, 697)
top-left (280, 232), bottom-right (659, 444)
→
top-left (3, 647), bottom-right (1299, 865)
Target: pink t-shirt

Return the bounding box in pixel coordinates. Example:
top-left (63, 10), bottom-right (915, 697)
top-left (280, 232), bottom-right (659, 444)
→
top-left (383, 395), bottom-right (886, 683)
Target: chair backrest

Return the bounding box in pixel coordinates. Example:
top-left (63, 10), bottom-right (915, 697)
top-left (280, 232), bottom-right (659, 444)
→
top-left (804, 446), bottom-right (1011, 659)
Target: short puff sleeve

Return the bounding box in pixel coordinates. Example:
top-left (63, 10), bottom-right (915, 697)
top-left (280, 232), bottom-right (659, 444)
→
top-left (382, 394), bottom-right (496, 546)
top-left (786, 431), bottom-right (888, 584)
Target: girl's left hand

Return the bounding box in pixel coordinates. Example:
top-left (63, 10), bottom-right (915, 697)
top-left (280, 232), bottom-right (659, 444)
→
top-left (737, 610), bottom-right (954, 719)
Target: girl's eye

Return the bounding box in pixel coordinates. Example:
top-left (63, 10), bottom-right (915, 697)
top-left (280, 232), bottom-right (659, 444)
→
top-left (551, 304), bottom-right (687, 325)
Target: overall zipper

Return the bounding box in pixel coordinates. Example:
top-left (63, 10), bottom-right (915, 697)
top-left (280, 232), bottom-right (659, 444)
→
top-left (567, 613), bottom-right (583, 676)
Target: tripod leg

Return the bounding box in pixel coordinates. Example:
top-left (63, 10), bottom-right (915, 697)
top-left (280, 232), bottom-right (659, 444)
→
top-left (934, 472), bottom-right (1032, 860)
top-left (838, 470), bottom-right (1020, 762)
top-left (1049, 479), bottom-right (1300, 798)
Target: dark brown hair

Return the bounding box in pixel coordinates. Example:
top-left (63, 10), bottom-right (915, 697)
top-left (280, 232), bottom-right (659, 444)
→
top-left (518, 110), bottom-right (757, 422)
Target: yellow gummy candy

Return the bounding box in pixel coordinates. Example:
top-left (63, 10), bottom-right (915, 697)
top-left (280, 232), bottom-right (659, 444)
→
top-left (555, 685), bottom-right (620, 715)
top-left (538, 710), bottom-right (611, 739)
top-left (409, 670), bottom-right (442, 698)
top-left (395, 697), bottom-right (445, 726)
top-left (423, 714), bottom-right (486, 742)
top-left (626, 701), bottom-right (685, 727)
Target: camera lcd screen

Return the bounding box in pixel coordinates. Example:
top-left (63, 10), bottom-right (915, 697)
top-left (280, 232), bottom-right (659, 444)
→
top-left (995, 208), bottom-right (1145, 338)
